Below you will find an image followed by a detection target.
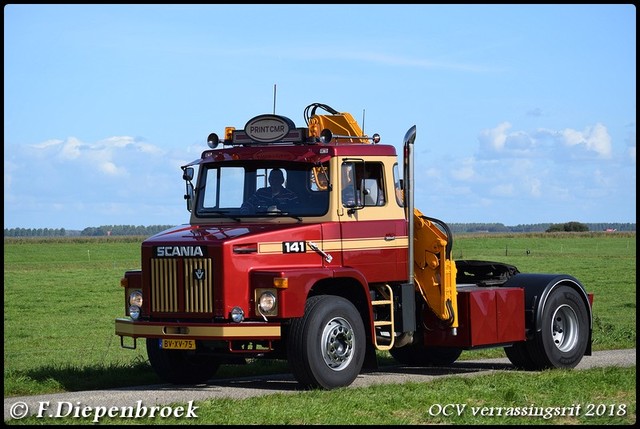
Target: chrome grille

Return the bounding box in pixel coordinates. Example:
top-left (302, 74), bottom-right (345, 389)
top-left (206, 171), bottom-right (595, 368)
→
top-left (150, 258), bottom-right (213, 313)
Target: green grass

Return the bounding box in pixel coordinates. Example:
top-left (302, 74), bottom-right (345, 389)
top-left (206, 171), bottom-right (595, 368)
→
top-left (191, 366), bottom-right (636, 425)
top-left (4, 233), bottom-right (636, 403)
top-left (8, 366), bottom-right (636, 425)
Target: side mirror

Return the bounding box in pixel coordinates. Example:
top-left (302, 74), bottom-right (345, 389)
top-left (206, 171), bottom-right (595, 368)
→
top-left (182, 166), bottom-right (195, 212)
top-left (184, 182), bottom-right (194, 212)
top-left (183, 167), bottom-right (194, 181)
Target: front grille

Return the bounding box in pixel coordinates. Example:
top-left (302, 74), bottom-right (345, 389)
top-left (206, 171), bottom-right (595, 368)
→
top-left (150, 258), bottom-right (213, 313)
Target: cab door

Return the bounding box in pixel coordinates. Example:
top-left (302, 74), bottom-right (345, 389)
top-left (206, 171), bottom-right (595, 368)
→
top-left (338, 160), bottom-right (407, 282)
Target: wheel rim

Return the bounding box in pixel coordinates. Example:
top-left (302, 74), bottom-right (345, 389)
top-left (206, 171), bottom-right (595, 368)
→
top-left (550, 304), bottom-right (579, 352)
top-left (321, 316), bottom-right (355, 370)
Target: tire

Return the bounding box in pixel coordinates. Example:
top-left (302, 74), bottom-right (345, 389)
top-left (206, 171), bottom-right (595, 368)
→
top-left (146, 338), bottom-right (220, 384)
top-left (287, 295), bottom-right (366, 390)
top-left (524, 285), bottom-right (590, 370)
top-left (389, 344), bottom-right (462, 366)
top-left (504, 342), bottom-right (538, 370)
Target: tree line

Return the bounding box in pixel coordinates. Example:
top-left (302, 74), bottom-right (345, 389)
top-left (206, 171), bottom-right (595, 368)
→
top-left (4, 222), bottom-right (635, 238)
top-left (447, 222), bottom-right (634, 233)
top-left (4, 225), bottom-right (176, 237)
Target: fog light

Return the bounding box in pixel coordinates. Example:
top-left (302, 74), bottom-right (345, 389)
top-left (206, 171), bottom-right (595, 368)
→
top-left (230, 306), bottom-right (244, 323)
top-left (258, 291), bottom-right (277, 313)
top-left (129, 305), bottom-right (141, 320)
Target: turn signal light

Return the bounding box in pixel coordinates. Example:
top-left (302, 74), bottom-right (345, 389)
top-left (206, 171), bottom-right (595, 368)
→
top-left (273, 277), bottom-right (288, 289)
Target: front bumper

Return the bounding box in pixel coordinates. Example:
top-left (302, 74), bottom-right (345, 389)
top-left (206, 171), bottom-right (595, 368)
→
top-left (115, 317), bottom-right (281, 340)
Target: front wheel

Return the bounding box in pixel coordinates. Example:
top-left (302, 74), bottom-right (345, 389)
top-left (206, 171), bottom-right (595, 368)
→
top-left (287, 295), bottom-right (366, 390)
top-left (146, 338), bottom-right (220, 384)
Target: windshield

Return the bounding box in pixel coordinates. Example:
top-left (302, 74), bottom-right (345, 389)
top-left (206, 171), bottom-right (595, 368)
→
top-left (195, 162), bottom-right (330, 218)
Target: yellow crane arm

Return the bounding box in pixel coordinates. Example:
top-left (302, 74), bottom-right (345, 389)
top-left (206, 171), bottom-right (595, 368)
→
top-left (308, 111), bottom-right (369, 144)
top-left (413, 208), bottom-right (458, 327)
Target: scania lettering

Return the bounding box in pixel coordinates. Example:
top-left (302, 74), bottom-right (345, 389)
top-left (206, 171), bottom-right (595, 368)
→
top-left (155, 246), bottom-right (205, 257)
top-left (115, 103), bottom-right (593, 389)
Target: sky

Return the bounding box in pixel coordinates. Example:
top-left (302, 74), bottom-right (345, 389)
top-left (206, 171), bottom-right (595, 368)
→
top-left (4, 4), bottom-right (636, 230)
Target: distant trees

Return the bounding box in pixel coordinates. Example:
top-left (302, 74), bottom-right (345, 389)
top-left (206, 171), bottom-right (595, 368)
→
top-left (80, 225), bottom-right (176, 236)
top-left (3, 227), bottom-right (67, 237)
top-left (449, 223), bottom-right (512, 233)
top-left (546, 221), bottom-right (589, 232)
top-left (4, 225), bottom-right (175, 237)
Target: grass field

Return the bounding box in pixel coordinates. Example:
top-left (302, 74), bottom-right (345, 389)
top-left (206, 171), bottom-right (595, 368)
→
top-left (3, 233), bottom-right (636, 424)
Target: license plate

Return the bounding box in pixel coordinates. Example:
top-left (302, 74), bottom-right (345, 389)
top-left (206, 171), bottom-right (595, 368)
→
top-left (161, 339), bottom-right (196, 350)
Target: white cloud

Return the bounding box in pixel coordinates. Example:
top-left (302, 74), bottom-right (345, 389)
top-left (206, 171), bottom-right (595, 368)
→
top-left (479, 122), bottom-right (613, 161)
top-left (479, 122), bottom-right (511, 151)
top-left (99, 161), bottom-right (127, 176)
top-left (60, 137), bottom-right (84, 160)
top-left (101, 136), bottom-right (136, 148)
top-left (27, 135), bottom-right (171, 180)
top-left (450, 157), bottom-right (475, 181)
top-left (413, 119), bottom-right (635, 224)
top-left (4, 134), bottom-right (186, 229)
top-left (561, 123), bottom-right (612, 158)
top-left (490, 183), bottom-right (514, 197)
top-left (529, 177), bottom-right (542, 197)
top-left (32, 139), bottom-right (65, 149)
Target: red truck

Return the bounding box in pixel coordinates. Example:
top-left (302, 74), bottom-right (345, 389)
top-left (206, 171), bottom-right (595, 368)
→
top-left (115, 103), bottom-right (593, 389)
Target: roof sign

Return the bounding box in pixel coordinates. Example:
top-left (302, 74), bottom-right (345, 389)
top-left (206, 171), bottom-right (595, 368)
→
top-left (244, 115), bottom-right (296, 143)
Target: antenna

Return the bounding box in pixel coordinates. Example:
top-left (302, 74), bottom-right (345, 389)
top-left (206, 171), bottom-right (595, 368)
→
top-left (273, 84), bottom-right (277, 114)
top-left (362, 109), bottom-right (366, 134)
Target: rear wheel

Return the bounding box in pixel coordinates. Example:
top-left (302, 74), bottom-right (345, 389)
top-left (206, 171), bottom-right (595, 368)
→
top-left (287, 295), bottom-right (366, 389)
top-left (504, 342), bottom-right (538, 370)
top-left (506, 285), bottom-right (589, 370)
top-left (146, 338), bottom-right (220, 384)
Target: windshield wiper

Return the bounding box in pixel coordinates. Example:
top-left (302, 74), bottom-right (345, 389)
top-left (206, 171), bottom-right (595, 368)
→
top-left (253, 209), bottom-right (303, 222)
top-left (208, 210), bottom-right (241, 222)
top-left (280, 212), bottom-right (303, 222)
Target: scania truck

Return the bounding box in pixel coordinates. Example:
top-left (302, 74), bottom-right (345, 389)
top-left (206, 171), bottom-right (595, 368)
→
top-left (115, 103), bottom-right (593, 389)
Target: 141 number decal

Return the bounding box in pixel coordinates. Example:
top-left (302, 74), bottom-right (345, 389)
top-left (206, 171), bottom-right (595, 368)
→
top-left (283, 241), bottom-right (306, 253)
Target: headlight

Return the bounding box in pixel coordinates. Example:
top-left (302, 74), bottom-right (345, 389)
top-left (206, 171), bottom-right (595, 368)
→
top-left (254, 288), bottom-right (278, 318)
top-left (258, 291), bottom-right (277, 314)
top-left (128, 290), bottom-right (142, 320)
top-left (129, 305), bottom-right (141, 320)
top-left (129, 290), bottom-right (143, 307)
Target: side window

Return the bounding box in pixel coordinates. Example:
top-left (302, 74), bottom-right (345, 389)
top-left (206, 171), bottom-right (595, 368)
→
top-left (362, 163), bottom-right (385, 207)
top-left (393, 163), bottom-right (404, 207)
top-left (341, 162), bottom-right (360, 207)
